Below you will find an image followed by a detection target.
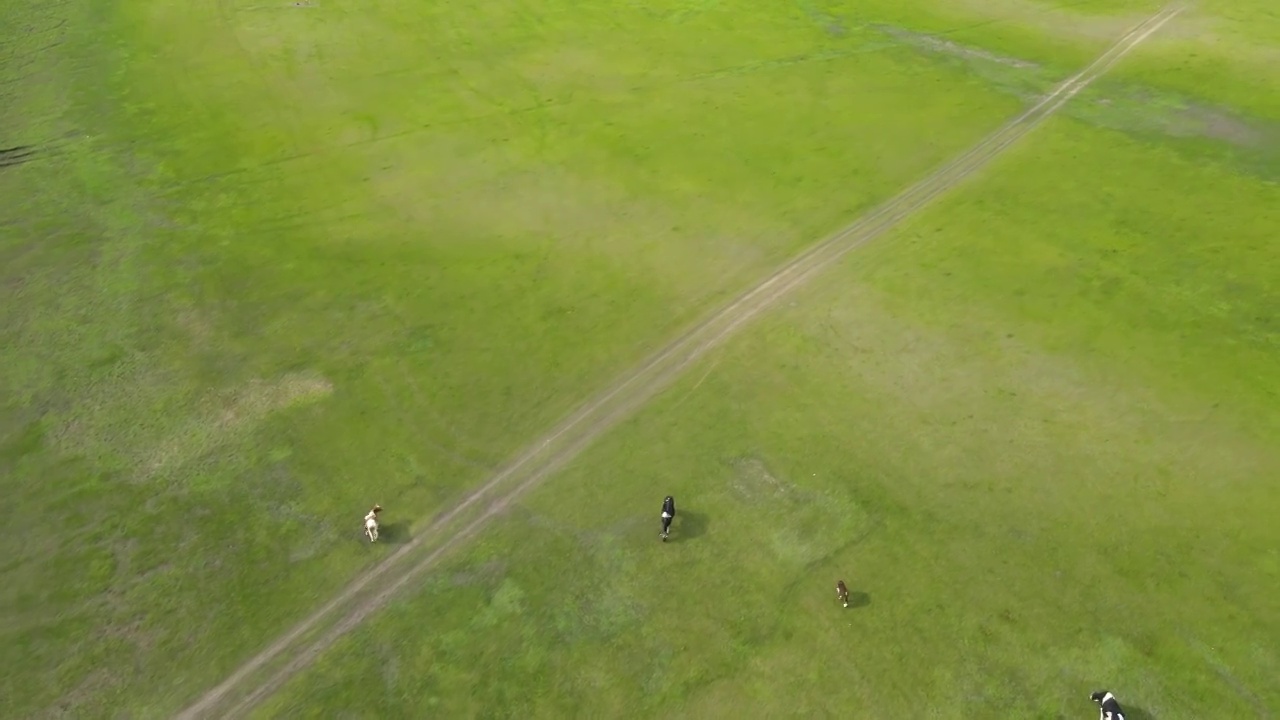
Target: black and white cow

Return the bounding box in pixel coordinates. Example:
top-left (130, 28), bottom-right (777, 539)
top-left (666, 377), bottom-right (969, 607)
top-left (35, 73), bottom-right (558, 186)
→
top-left (660, 495), bottom-right (676, 541)
top-left (1090, 691), bottom-right (1126, 720)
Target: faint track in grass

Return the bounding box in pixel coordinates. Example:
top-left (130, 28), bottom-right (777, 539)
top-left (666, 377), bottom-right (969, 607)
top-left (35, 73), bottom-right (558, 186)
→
top-left (0, 145), bottom-right (38, 169)
top-left (175, 5), bottom-right (1187, 717)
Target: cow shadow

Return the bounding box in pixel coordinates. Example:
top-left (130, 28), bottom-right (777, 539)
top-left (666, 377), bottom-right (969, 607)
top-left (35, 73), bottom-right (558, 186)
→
top-left (672, 510), bottom-right (708, 542)
top-left (380, 522), bottom-right (411, 544)
top-left (844, 591), bottom-right (870, 609)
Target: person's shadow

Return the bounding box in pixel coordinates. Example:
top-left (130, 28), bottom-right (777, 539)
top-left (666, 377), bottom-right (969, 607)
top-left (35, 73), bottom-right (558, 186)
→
top-left (672, 510), bottom-right (708, 542)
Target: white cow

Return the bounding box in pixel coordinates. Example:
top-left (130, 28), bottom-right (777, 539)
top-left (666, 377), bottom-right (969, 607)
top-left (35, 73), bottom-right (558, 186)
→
top-left (364, 504), bottom-right (382, 543)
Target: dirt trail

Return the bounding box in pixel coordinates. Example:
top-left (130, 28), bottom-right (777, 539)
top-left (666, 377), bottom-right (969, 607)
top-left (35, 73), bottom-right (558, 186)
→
top-left (176, 6), bottom-right (1186, 717)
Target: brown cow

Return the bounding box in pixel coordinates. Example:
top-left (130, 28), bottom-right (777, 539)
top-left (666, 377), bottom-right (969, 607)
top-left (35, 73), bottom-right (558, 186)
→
top-left (836, 580), bottom-right (850, 608)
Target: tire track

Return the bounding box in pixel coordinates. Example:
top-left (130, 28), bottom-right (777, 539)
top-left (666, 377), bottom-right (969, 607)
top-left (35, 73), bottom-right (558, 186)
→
top-left (177, 5), bottom-right (1186, 717)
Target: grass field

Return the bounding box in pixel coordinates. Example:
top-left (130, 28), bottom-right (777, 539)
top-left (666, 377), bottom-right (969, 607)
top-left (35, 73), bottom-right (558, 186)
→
top-left (2, 0), bottom-right (1277, 717)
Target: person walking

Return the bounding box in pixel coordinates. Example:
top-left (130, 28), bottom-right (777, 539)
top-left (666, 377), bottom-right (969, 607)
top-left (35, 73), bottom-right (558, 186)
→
top-left (660, 495), bottom-right (676, 541)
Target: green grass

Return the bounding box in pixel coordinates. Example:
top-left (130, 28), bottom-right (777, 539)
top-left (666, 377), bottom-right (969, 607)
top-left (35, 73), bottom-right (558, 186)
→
top-left (3, 0), bottom-right (1278, 716)
top-left (256, 120), bottom-right (1280, 719)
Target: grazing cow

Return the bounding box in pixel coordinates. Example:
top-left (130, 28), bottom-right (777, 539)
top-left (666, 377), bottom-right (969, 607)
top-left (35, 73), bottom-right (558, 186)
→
top-left (1090, 691), bottom-right (1126, 720)
top-left (364, 504), bottom-right (382, 543)
top-left (660, 495), bottom-right (676, 541)
top-left (836, 580), bottom-right (850, 608)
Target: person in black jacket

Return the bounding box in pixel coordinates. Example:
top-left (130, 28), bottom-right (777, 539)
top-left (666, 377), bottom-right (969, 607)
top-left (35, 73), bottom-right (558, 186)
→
top-left (660, 496), bottom-right (676, 541)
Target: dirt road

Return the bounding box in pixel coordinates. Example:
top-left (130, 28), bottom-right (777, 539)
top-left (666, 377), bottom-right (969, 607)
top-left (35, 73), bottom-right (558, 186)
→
top-left (176, 5), bottom-right (1187, 717)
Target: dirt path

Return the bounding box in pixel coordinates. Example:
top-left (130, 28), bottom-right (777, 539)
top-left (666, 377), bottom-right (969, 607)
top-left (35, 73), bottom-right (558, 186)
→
top-left (176, 6), bottom-right (1186, 717)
